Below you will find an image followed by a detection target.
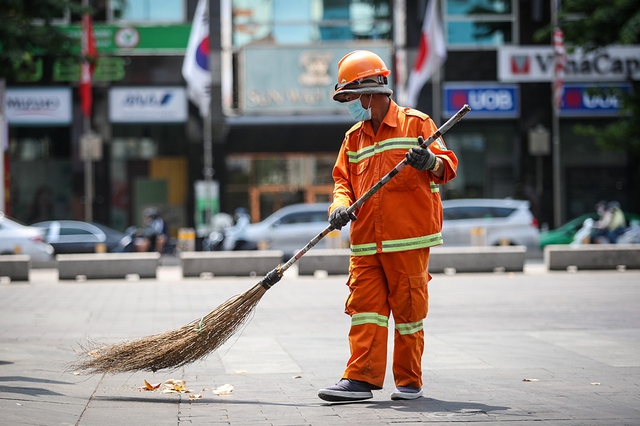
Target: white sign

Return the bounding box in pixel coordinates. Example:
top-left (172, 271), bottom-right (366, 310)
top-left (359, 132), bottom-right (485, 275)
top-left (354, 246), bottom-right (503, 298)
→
top-left (109, 87), bottom-right (187, 123)
top-left (498, 45), bottom-right (640, 82)
top-left (5, 87), bottom-right (72, 125)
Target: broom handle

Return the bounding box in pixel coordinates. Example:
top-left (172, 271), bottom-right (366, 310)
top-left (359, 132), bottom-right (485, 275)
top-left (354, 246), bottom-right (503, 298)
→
top-left (260, 104), bottom-right (471, 289)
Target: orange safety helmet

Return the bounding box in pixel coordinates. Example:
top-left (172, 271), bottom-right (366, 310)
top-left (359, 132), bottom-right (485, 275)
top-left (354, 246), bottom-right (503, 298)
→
top-left (333, 50), bottom-right (393, 102)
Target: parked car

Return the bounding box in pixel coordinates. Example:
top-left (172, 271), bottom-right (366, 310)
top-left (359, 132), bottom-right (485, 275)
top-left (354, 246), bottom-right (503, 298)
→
top-left (539, 212), bottom-right (640, 247)
top-left (31, 220), bottom-right (129, 254)
top-left (441, 198), bottom-right (540, 250)
top-left (244, 203), bottom-right (350, 258)
top-left (0, 212), bottom-right (55, 262)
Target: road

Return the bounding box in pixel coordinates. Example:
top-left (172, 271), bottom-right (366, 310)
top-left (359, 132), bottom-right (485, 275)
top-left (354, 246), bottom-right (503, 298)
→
top-left (1, 262), bottom-right (639, 425)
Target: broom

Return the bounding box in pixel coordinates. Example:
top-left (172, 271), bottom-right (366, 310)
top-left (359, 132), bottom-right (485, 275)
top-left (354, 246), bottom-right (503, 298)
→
top-left (71, 104), bottom-right (471, 375)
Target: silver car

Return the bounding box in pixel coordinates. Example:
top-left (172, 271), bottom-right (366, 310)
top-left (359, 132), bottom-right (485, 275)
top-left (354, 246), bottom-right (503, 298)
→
top-left (245, 203), bottom-right (350, 257)
top-left (441, 198), bottom-right (540, 250)
top-left (0, 212), bottom-right (55, 263)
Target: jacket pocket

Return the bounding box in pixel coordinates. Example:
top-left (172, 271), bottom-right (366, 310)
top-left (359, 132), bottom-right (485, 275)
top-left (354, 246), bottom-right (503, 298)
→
top-left (349, 156), bottom-right (370, 176)
top-left (386, 151), bottom-right (418, 192)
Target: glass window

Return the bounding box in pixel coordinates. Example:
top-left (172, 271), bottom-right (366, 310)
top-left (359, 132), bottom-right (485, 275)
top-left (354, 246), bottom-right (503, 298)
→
top-left (60, 227), bottom-right (93, 236)
top-left (490, 207), bottom-right (515, 218)
top-left (111, 0), bottom-right (185, 22)
top-left (280, 211), bottom-right (326, 225)
top-left (442, 121), bottom-right (517, 200)
top-left (232, 0), bottom-right (391, 47)
top-left (444, 0), bottom-right (516, 48)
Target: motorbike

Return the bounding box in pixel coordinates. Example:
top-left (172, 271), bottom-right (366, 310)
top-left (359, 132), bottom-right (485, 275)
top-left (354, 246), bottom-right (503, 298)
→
top-left (202, 212), bottom-right (258, 251)
top-left (113, 226), bottom-right (177, 254)
top-left (572, 218), bottom-right (640, 245)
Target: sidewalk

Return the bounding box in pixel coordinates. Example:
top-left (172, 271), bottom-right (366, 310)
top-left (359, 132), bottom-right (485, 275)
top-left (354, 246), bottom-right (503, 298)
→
top-left (1, 263), bottom-right (639, 425)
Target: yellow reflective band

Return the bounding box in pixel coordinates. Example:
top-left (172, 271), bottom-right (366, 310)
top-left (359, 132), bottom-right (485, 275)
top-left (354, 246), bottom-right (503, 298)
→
top-left (347, 137), bottom-right (417, 163)
top-left (351, 233), bottom-right (443, 256)
top-left (381, 233), bottom-right (443, 253)
top-left (430, 181), bottom-right (440, 193)
top-left (352, 312), bottom-right (389, 328)
top-left (395, 320), bottom-right (423, 335)
top-left (351, 242), bottom-right (377, 256)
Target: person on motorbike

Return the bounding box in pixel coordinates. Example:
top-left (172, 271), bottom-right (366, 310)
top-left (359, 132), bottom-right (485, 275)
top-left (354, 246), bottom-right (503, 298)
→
top-left (223, 207), bottom-right (252, 251)
top-left (134, 207), bottom-right (169, 253)
top-left (592, 200), bottom-right (627, 243)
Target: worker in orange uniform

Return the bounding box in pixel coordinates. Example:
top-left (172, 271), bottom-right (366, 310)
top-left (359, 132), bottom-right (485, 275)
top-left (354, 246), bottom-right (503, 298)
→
top-left (318, 50), bottom-right (458, 402)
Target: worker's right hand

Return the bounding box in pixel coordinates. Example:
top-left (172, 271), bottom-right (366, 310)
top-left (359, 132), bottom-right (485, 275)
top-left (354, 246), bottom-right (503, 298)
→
top-left (406, 143), bottom-right (437, 171)
top-left (329, 206), bottom-right (356, 230)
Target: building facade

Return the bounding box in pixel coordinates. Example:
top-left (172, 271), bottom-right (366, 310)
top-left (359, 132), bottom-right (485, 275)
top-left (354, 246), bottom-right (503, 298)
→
top-left (3, 0), bottom-right (637, 238)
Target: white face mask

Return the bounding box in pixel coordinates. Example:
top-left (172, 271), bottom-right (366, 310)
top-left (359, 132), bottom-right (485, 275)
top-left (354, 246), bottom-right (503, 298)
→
top-left (346, 96), bottom-right (372, 121)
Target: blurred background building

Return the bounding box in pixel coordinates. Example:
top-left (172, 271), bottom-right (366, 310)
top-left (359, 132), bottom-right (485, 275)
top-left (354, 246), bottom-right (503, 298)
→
top-left (3, 0), bottom-right (637, 239)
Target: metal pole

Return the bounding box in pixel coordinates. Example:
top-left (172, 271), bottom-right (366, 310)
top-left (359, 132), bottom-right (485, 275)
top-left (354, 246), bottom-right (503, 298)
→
top-left (82, 0), bottom-right (93, 222)
top-left (551, 0), bottom-right (562, 227)
top-left (83, 117), bottom-right (93, 222)
top-left (0, 79), bottom-right (5, 213)
top-left (393, 0), bottom-right (407, 105)
top-left (432, 67), bottom-right (442, 121)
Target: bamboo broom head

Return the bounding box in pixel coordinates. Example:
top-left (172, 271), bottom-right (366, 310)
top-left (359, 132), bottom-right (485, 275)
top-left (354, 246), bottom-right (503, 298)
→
top-left (70, 283), bottom-right (267, 375)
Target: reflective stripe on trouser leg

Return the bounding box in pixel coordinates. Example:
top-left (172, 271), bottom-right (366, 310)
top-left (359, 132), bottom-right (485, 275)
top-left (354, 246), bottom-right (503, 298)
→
top-left (343, 248), bottom-right (430, 389)
top-left (386, 248), bottom-right (430, 389)
top-left (344, 254), bottom-right (391, 389)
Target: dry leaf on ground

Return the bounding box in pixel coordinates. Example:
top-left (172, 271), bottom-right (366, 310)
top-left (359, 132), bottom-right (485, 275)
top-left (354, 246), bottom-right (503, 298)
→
top-left (212, 384), bottom-right (234, 395)
top-left (139, 380), bottom-right (161, 391)
top-left (163, 379), bottom-right (193, 393)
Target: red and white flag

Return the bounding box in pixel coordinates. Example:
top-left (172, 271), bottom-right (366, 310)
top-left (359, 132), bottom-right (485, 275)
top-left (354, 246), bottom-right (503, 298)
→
top-left (553, 27), bottom-right (566, 110)
top-left (405, 0), bottom-right (447, 108)
top-left (80, 13), bottom-right (97, 118)
top-left (182, 0), bottom-right (211, 117)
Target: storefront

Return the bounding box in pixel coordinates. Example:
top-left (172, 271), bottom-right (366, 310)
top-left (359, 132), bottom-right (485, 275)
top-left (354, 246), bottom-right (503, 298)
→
top-left (5, 87), bottom-right (76, 223)
top-left (108, 86), bottom-right (190, 234)
top-left (222, 42), bottom-right (393, 221)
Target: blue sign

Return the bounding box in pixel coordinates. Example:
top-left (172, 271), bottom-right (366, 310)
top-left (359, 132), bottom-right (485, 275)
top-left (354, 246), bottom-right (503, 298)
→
top-left (443, 84), bottom-right (519, 118)
top-left (560, 83), bottom-right (631, 116)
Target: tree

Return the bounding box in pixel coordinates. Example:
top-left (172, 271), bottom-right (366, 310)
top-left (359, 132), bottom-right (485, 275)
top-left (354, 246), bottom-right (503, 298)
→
top-left (0, 0), bottom-right (85, 81)
top-left (0, 0), bottom-right (87, 213)
top-left (557, 0), bottom-right (640, 153)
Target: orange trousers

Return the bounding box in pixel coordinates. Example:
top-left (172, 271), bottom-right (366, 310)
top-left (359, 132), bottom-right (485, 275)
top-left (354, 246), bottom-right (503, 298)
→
top-left (343, 248), bottom-right (430, 389)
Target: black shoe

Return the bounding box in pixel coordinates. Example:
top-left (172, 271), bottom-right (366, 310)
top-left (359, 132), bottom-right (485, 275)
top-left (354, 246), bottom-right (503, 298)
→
top-left (318, 379), bottom-right (374, 402)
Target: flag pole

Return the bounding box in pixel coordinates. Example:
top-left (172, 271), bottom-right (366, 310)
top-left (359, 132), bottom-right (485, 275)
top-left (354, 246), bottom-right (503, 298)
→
top-left (0, 79), bottom-right (5, 213)
top-left (551, 0), bottom-right (562, 227)
top-left (431, 59), bottom-right (442, 121)
top-left (393, 0), bottom-right (407, 105)
top-left (404, 0), bottom-right (447, 109)
top-left (82, 0), bottom-right (93, 223)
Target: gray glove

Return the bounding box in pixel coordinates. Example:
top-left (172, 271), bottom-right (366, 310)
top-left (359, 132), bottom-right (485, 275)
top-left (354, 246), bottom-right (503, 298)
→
top-left (329, 206), bottom-right (356, 230)
top-left (406, 136), bottom-right (437, 171)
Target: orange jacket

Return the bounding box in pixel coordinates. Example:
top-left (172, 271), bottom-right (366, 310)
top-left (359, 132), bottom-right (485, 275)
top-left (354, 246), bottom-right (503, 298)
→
top-left (330, 100), bottom-right (458, 256)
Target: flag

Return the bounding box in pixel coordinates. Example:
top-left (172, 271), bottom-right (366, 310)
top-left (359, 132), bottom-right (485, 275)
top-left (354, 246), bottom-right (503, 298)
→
top-left (80, 13), bottom-right (97, 118)
top-left (553, 27), bottom-right (566, 110)
top-left (405, 0), bottom-right (447, 108)
top-left (182, 0), bottom-right (211, 117)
